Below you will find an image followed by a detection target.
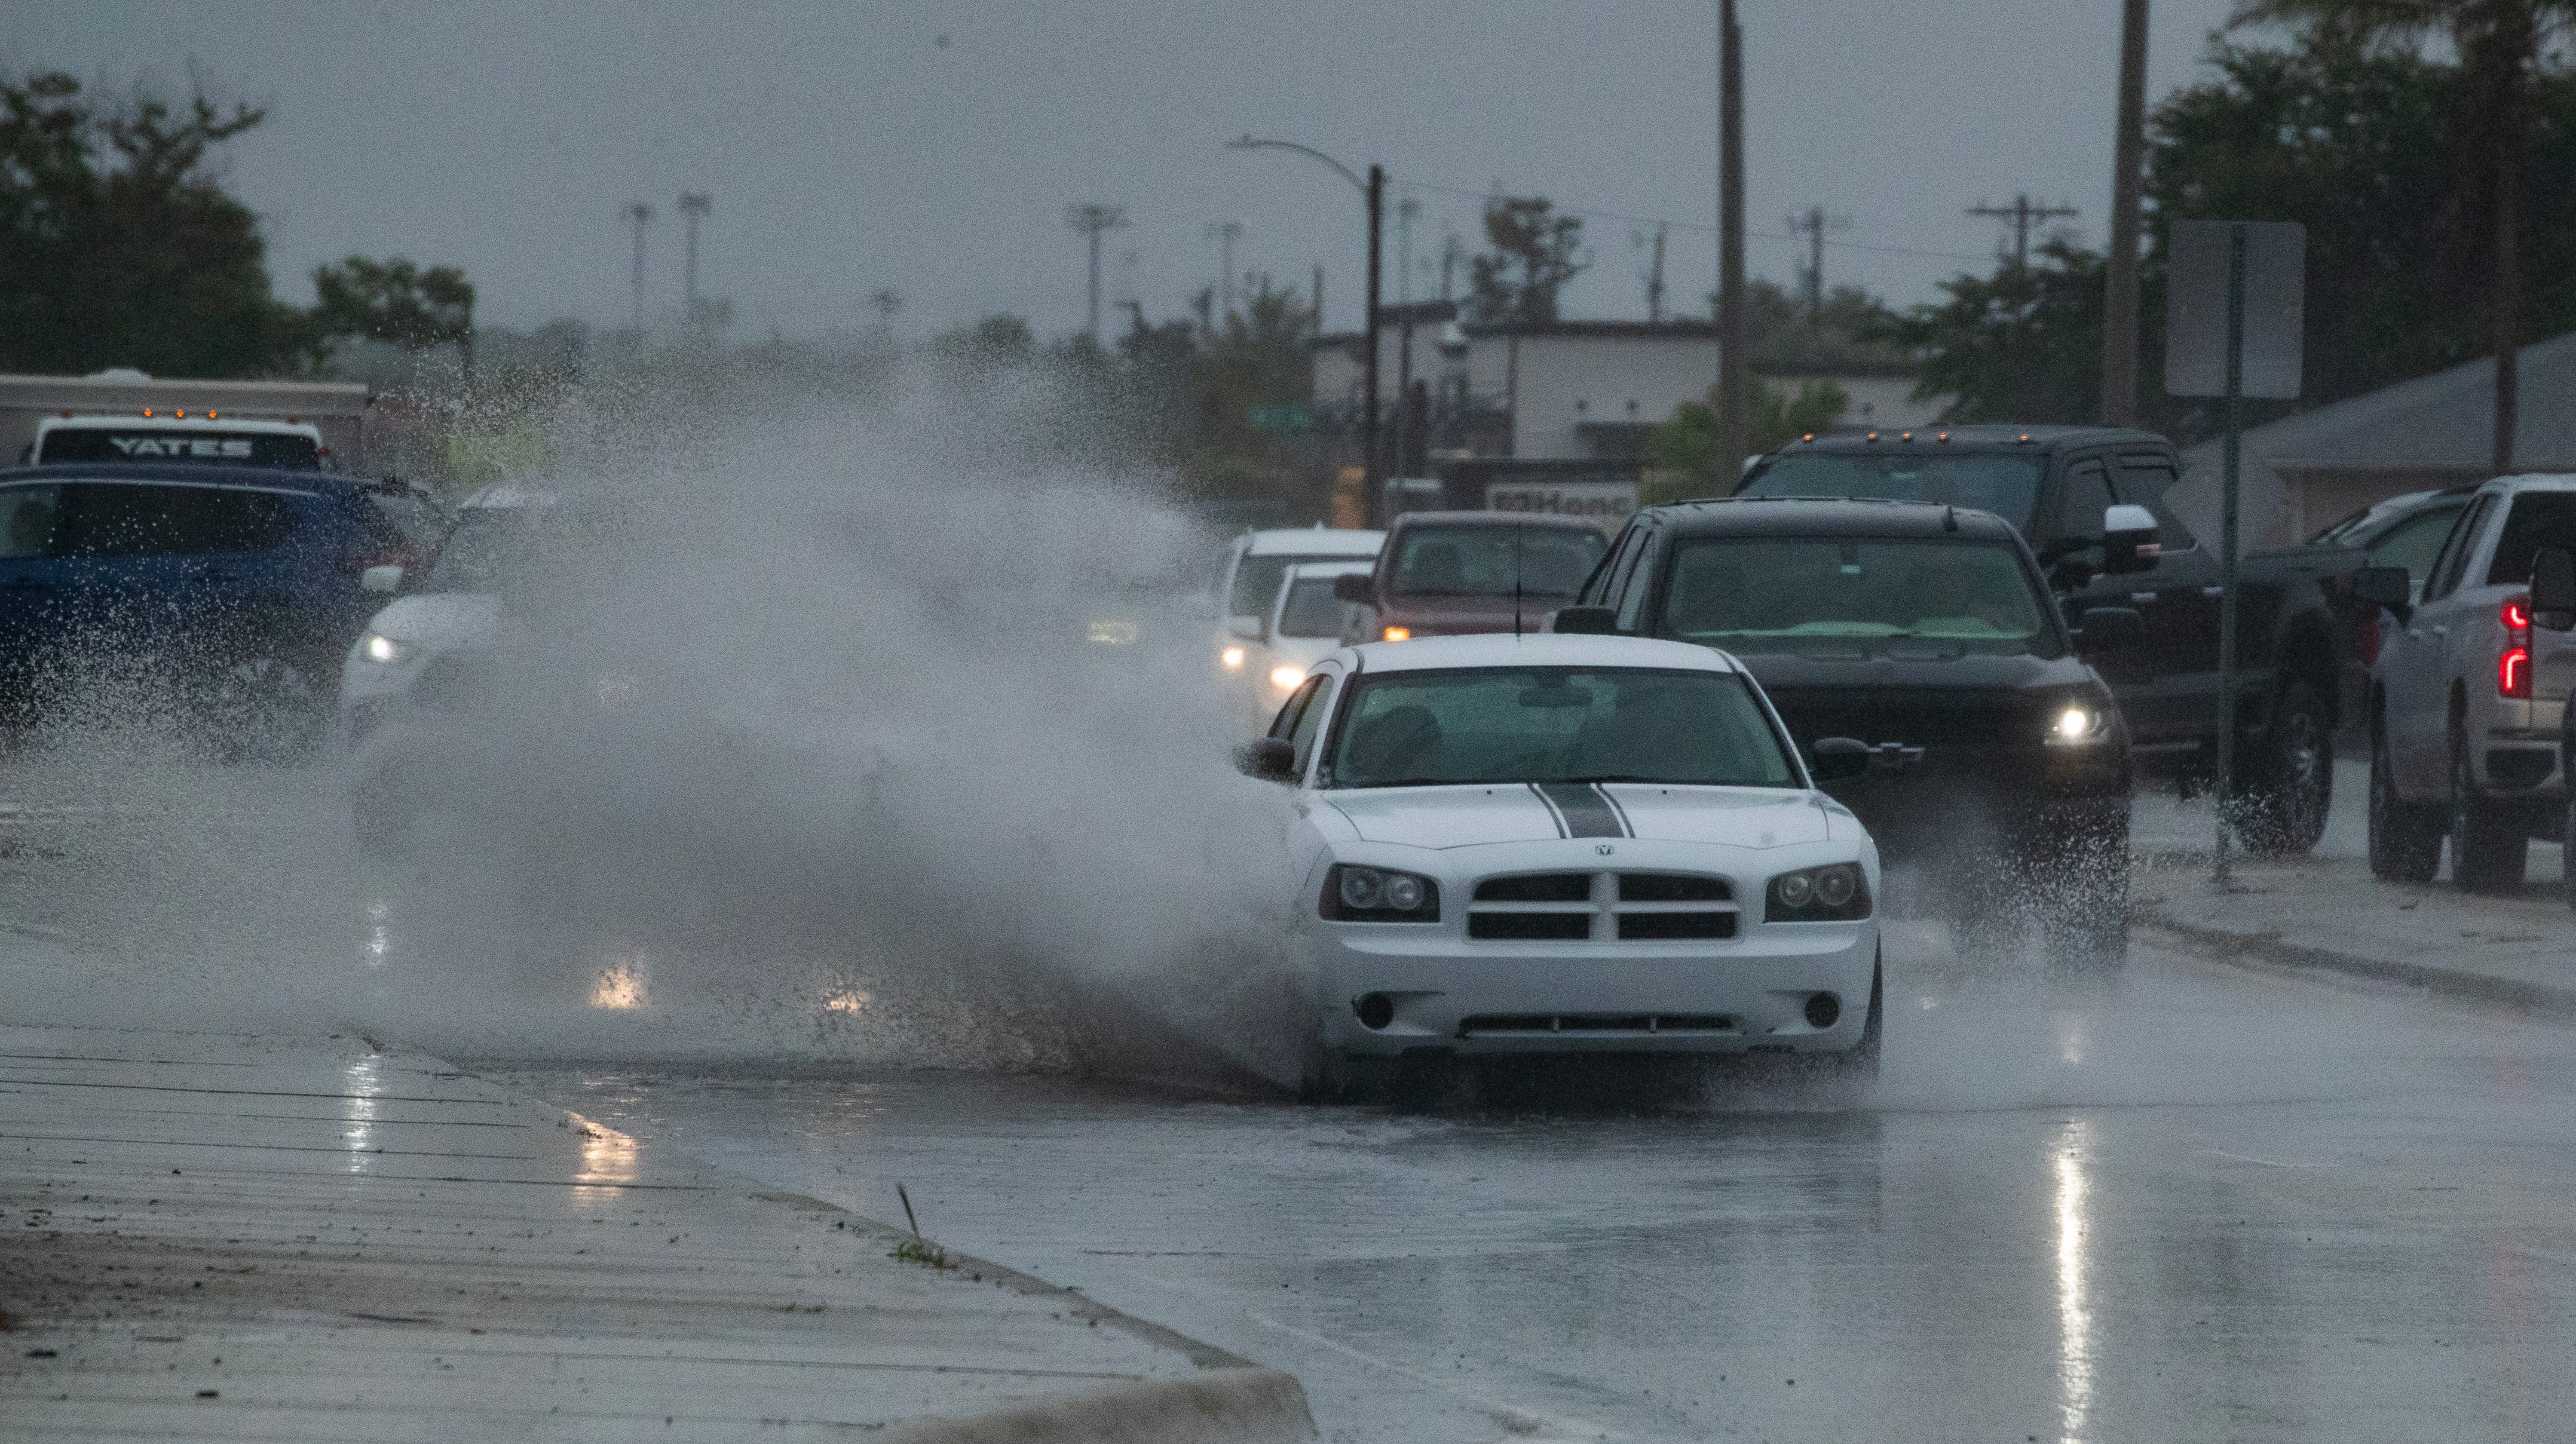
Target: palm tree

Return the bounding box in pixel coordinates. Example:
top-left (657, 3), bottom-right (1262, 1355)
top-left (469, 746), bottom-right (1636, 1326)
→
top-left (2232, 1), bottom-right (2568, 471)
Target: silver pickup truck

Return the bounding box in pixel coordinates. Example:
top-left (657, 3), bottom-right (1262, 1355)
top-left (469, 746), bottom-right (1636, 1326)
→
top-left (2364, 474), bottom-right (2576, 893)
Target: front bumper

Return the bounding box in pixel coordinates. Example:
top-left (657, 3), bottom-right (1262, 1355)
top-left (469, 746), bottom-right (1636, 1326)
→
top-left (1307, 835), bottom-right (1880, 1058)
top-left (1315, 925), bottom-right (1878, 1057)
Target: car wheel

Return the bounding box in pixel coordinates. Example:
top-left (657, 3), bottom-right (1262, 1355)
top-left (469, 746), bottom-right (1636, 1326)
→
top-left (2237, 678), bottom-right (2332, 856)
top-left (1823, 958), bottom-right (1882, 1080)
top-left (212, 657), bottom-right (327, 762)
top-left (352, 792), bottom-right (411, 859)
top-left (2367, 723), bottom-right (2442, 882)
top-left (2448, 734), bottom-right (2527, 894)
top-left (2036, 811), bottom-right (2128, 977)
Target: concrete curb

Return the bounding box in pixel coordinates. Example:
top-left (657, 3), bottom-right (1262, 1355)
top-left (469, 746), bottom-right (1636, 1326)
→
top-left (877, 1368), bottom-right (1316, 1444)
top-left (2137, 908), bottom-right (2576, 1020)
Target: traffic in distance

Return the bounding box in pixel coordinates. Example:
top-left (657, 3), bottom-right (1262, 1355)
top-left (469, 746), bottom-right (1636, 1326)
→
top-left (8, 400), bottom-right (2576, 1095)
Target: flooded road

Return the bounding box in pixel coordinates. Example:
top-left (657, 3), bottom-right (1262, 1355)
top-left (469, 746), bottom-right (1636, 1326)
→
top-left (497, 932), bottom-right (2576, 1444)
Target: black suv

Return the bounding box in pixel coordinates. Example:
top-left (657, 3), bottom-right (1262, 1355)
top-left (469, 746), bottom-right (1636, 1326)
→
top-left (1559, 496), bottom-right (2135, 964)
top-left (1733, 425), bottom-right (2381, 854)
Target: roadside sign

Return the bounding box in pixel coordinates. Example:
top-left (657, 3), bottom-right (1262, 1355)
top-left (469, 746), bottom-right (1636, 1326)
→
top-left (1247, 401), bottom-right (1313, 435)
top-left (2164, 219), bottom-right (2305, 885)
top-left (2165, 220), bottom-right (2304, 398)
top-left (1485, 478), bottom-right (1637, 526)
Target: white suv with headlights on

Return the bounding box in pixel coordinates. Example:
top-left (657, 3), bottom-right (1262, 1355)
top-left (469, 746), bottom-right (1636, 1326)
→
top-left (1239, 633), bottom-right (1883, 1100)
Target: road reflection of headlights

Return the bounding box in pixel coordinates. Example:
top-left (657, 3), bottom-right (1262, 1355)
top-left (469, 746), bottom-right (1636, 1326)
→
top-left (1269, 664), bottom-right (1304, 690)
top-left (1221, 645), bottom-right (1246, 669)
top-left (363, 633), bottom-right (406, 665)
top-left (2048, 703), bottom-right (2111, 745)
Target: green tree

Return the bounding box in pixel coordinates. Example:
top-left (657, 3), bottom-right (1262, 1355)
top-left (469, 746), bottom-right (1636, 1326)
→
top-left (1469, 196), bottom-right (1586, 324)
top-left (1181, 277), bottom-right (1315, 498)
top-left (310, 255), bottom-right (475, 356)
top-left (930, 312), bottom-right (1035, 367)
top-left (2231, 0), bottom-right (2575, 467)
top-left (1892, 238), bottom-right (2106, 424)
top-left (0, 71), bottom-right (301, 376)
top-left (1647, 378), bottom-right (1850, 498)
top-left (1736, 279), bottom-right (1910, 371)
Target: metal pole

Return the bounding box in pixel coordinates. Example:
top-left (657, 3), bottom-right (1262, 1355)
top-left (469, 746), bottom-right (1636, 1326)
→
top-left (2101, 0), bottom-right (2148, 425)
top-left (1364, 164), bottom-right (1385, 512)
top-left (2214, 222), bottom-right (2246, 887)
top-left (1714, 0), bottom-right (1749, 484)
top-left (625, 202), bottom-right (653, 332)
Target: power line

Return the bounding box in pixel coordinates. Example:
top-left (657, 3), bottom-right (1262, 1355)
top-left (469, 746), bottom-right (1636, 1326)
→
top-left (1393, 177), bottom-right (1990, 263)
top-left (1968, 194), bottom-right (2079, 270)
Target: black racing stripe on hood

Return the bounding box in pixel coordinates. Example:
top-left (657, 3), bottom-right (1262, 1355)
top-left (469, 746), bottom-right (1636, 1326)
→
top-left (1534, 782), bottom-right (1627, 839)
top-left (1525, 783), bottom-right (1570, 838)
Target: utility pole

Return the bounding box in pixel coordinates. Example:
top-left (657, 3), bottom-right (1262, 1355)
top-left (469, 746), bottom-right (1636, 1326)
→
top-left (1714, 0), bottom-right (1750, 482)
top-left (1395, 196), bottom-right (1420, 474)
top-left (1205, 221), bottom-right (1243, 320)
top-left (677, 192), bottom-right (712, 326)
top-left (623, 201), bottom-right (654, 332)
top-left (2101, 0), bottom-right (2149, 425)
top-left (1440, 234), bottom-right (1463, 304)
top-left (1969, 194), bottom-right (2079, 270)
top-left (1365, 164), bottom-right (1385, 499)
top-left (1784, 206), bottom-right (1850, 317)
top-left (1065, 203), bottom-right (1130, 347)
top-left (1635, 225), bottom-right (1668, 323)
top-left (1312, 263), bottom-right (1324, 338)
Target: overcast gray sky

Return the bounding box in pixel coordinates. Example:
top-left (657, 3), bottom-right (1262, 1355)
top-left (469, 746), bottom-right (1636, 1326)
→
top-left (12, 1), bottom-right (2248, 340)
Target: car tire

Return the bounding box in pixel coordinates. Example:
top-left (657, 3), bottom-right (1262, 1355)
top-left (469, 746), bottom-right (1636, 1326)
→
top-left (352, 792), bottom-right (411, 859)
top-left (2237, 677), bottom-right (2332, 856)
top-left (2037, 810), bottom-right (2128, 976)
top-left (1824, 958), bottom-right (1882, 1080)
top-left (2449, 735), bottom-right (2528, 894)
top-left (2367, 724), bottom-right (2442, 883)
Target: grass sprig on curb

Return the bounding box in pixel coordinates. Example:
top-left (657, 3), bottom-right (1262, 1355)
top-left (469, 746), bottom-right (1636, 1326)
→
top-left (888, 1182), bottom-right (952, 1269)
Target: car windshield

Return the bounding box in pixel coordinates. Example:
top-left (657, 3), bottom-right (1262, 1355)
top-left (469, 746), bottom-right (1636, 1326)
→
top-left (424, 508), bottom-right (551, 592)
top-left (1388, 525), bottom-right (1604, 597)
top-left (1659, 536), bottom-right (2056, 657)
top-left (1739, 453), bottom-right (2045, 533)
top-left (1275, 576), bottom-right (1347, 638)
top-left (1324, 666), bottom-right (1797, 789)
top-left (1229, 551), bottom-right (1355, 617)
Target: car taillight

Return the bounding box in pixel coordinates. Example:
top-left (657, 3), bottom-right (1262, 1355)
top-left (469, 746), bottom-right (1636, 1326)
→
top-left (2500, 596), bottom-right (2532, 700)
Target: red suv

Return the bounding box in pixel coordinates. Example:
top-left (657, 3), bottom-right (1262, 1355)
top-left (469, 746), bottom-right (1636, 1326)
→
top-left (1332, 511), bottom-right (1609, 641)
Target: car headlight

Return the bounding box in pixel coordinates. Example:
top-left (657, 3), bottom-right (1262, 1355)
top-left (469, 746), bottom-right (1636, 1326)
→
top-left (1766, 862), bottom-right (1870, 922)
top-left (362, 633), bottom-right (407, 666)
top-left (1319, 863), bottom-right (1441, 922)
top-left (2047, 700), bottom-right (2112, 746)
top-left (1269, 664), bottom-right (1305, 690)
top-left (1220, 645), bottom-right (1246, 669)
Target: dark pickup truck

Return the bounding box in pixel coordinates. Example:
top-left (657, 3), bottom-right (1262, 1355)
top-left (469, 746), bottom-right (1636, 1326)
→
top-left (1732, 424), bottom-right (2384, 854)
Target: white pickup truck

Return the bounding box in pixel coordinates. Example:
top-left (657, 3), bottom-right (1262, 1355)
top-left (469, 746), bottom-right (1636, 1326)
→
top-left (2364, 474), bottom-right (2576, 893)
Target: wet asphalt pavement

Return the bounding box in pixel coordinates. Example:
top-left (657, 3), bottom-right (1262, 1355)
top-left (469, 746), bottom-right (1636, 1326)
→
top-left (498, 925), bottom-right (2576, 1444)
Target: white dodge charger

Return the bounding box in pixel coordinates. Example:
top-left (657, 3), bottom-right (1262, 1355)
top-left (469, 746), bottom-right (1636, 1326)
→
top-left (1238, 633), bottom-right (1883, 1098)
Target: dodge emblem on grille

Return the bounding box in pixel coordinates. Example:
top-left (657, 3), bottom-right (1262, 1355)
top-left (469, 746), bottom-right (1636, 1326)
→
top-left (1595, 843), bottom-right (1615, 856)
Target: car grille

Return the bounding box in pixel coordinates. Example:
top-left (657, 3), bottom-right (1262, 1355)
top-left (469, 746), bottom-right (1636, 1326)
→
top-left (1459, 1013), bottom-right (1738, 1036)
top-left (1465, 871), bottom-right (1737, 942)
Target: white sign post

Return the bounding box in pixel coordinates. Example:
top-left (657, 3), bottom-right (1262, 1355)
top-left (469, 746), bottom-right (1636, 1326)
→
top-left (2165, 219), bottom-right (2304, 885)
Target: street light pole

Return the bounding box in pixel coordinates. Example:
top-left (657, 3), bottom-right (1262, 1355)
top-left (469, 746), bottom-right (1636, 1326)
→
top-left (1227, 134), bottom-right (1384, 508)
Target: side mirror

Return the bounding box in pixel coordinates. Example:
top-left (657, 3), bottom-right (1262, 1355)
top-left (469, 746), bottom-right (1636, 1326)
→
top-left (1808, 736), bottom-right (1871, 783)
top-left (1332, 573), bottom-right (1374, 605)
top-left (1234, 737), bottom-right (1299, 784)
top-left (1550, 605), bottom-right (1619, 635)
top-left (360, 563), bottom-right (405, 594)
top-left (2075, 605), bottom-right (2145, 651)
top-left (2101, 504), bottom-right (2161, 575)
top-left (2531, 548), bottom-right (2576, 630)
top-left (2351, 565), bottom-right (2411, 621)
